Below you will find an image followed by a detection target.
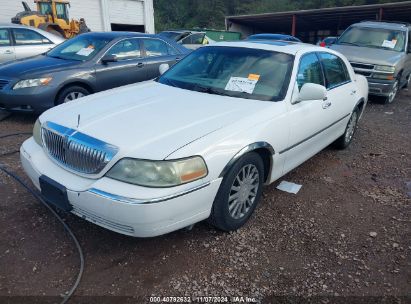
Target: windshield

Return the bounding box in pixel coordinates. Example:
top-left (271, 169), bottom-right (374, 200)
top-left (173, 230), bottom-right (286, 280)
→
top-left (158, 46), bottom-right (294, 102)
top-left (158, 32), bottom-right (183, 41)
top-left (47, 35), bottom-right (111, 61)
top-left (338, 26), bottom-right (406, 52)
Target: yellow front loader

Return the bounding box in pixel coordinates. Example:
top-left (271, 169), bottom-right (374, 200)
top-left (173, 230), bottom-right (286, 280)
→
top-left (12, 0), bottom-right (90, 39)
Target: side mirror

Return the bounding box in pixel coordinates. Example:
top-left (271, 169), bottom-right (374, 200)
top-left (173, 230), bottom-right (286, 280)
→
top-left (159, 63), bottom-right (170, 75)
top-left (101, 54), bottom-right (117, 64)
top-left (295, 83), bottom-right (327, 103)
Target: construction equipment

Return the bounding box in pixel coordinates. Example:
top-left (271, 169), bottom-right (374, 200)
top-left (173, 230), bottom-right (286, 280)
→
top-left (11, 1), bottom-right (90, 39)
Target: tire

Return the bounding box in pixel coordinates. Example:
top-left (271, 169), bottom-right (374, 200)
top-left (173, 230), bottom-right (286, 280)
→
top-left (384, 79), bottom-right (399, 104)
top-left (56, 86), bottom-right (89, 105)
top-left (208, 152), bottom-right (264, 231)
top-left (333, 108), bottom-right (359, 150)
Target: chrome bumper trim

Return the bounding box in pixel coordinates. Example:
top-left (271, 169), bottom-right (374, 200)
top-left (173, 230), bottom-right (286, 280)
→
top-left (88, 182), bottom-right (211, 205)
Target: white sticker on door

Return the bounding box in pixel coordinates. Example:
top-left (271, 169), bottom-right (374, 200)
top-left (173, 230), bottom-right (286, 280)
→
top-left (225, 77), bottom-right (258, 94)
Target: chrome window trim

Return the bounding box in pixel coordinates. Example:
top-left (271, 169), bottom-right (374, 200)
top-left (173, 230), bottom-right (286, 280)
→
top-left (88, 181), bottom-right (211, 205)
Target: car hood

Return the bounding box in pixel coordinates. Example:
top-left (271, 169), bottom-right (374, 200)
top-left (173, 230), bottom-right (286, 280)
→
top-left (331, 44), bottom-right (403, 66)
top-left (0, 55), bottom-right (82, 78)
top-left (40, 81), bottom-right (273, 160)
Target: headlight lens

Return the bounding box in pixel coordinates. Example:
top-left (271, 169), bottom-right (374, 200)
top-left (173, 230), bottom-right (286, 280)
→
top-left (106, 156), bottom-right (208, 187)
top-left (13, 77), bottom-right (52, 90)
top-left (33, 118), bottom-right (42, 147)
top-left (374, 65), bottom-right (395, 73)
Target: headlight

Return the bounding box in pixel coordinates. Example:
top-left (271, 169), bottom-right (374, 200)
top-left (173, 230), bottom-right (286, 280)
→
top-left (106, 156), bottom-right (208, 187)
top-left (374, 65), bottom-right (395, 73)
top-left (33, 118), bottom-right (42, 147)
top-left (13, 77), bottom-right (52, 90)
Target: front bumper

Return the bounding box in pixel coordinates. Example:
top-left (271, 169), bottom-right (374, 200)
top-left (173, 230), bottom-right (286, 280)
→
top-left (367, 79), bottom-right (396, 97)
top-left (0, 84), bottom-right (57, 112)
top-left (20, 138), bottom-right (222, 237)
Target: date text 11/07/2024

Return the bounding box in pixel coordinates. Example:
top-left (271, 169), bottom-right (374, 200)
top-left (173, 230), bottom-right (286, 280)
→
top-left (149, 296), bottom-right (258, 303)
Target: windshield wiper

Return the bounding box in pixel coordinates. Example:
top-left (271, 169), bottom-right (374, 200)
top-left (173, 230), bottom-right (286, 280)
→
top-left (191, 84), bottom-right (231, 96)
top-left (338, 41), bottom-right (361, 47)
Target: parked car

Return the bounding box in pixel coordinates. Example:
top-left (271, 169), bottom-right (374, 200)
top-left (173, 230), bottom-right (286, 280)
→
top-left (317, 36), bottom-right (337, 47)
top-left (246, 33), bottom-right (302, 42)
top-left (0, 23), bottom-right (64, 64)
top-left (21, 41), bottom-right (368, 237)
top-left (158, 30), bottom-right (215, 50)
top-left (331, 21), bottom-right (411, 103)
top-left (0, 32), bottom-right (189, 112)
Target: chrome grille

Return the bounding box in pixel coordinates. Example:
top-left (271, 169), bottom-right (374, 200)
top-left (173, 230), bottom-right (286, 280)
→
top-left (350, 62), bottom-right (375, 70)
top-left (41, 121), bottom-right (118, 174)
top-left (0, 80), bottom-right (9, 90)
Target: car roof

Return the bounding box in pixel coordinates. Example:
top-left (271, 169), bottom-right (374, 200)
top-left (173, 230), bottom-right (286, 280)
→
top-left (78, 31), bottom-right (159, 39)
top-left (208, 40), bottom-right (333, 56)
top-left (248, 33), bottom-right (294, 38)
top-left (353, 21), bottom-right (409, 31)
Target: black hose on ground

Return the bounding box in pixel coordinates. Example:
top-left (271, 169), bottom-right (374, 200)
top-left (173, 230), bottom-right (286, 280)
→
top-left (0, 134), bottom-right (84, 304)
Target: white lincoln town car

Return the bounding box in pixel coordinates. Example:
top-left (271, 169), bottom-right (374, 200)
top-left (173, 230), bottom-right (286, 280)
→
top-left (21, 41), bottom-right (368, 237)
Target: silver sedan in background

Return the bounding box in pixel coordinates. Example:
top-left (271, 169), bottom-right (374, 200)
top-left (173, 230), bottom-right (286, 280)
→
top-left (0, 23), bottom-right (65, 64)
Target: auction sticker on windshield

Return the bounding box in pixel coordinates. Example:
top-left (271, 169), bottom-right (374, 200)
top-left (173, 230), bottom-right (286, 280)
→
top-left (225, 76), bottom-right (259, 94)
top-left (76, 48), bottom-right (95, 56)
top-left (382, 39), bottom-right (397, 49)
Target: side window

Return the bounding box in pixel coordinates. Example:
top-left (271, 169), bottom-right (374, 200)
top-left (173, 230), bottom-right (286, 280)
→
top-left (297, 53), bottom-right (324, 90)
top-left (107, 39), bottom-right (141, 60)
top-left (12, 29), bottom-right (51, 45)
top-left (0, 29), bottom-right (11, 46)
top-left (182, 33), bottom-right (204, 45)
top-left (143, 39), bottom-right (169, 57)
top-left (318, 53), bottom-right (350, 89)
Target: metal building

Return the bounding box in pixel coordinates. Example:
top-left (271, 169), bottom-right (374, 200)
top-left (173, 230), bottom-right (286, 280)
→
top-left (0, 0), bottom-right (155, 33)
top-left (225, 1), bottom-right (411, 43)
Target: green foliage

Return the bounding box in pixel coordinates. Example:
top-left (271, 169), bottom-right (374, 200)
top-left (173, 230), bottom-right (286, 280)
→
top-left (154, 0), bottom-right (398, 32)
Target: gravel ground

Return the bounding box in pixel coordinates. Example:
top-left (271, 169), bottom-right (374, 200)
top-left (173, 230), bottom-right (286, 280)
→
top-left (0, 90), bottom-right (410, 304)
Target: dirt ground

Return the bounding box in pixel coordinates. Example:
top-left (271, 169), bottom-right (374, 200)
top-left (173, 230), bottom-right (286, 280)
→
top-left (0, 89), bottom-right (410, 304)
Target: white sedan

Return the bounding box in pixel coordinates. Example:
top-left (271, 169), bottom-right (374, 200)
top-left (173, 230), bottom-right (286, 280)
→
top-left (21, 41), bottom-right (368, 237)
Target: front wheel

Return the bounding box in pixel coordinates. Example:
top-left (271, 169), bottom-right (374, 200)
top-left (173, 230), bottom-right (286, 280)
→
top-left (208, 152), bottom-right (264, 231)
top-left (56, 86), bottom-right (90, 105)
top-left (333, 108), bottom-right (359, 149)
top-left (384, 80), bottom-right (399, 104)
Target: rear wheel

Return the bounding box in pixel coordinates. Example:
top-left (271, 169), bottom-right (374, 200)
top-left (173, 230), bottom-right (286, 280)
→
top-left (208, 152), bottom-right (264, 231)
top-left (333, 108), bottom-right (359, 149)
top-left (56, 86), bottom-right (89, 105)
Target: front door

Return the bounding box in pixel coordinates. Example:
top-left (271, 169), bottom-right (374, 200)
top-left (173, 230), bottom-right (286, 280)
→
top-left (11, 28), bottom-right (54, 60)
top-left (95, 38), bottom-right (148, 91)
top-left (0, 29), bottom-right (15, 63)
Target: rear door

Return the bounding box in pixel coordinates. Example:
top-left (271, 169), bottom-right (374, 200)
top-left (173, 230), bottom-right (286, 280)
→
top-left (11, 28), bottom-right (54, 60)
top-left (95, 38), bottom-right (148, 91)
top-left (141, 38), bottom-right (182, 79)
top-left (0, 28), bottom-right (15, 63)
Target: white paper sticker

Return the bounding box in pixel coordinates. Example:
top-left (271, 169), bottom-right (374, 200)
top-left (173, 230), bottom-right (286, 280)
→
top-left (225, 77), bottom-right (258, 94)
top-left (382, 40), bottom-right (397, 49)
top-left (76, 48), bottom-right (95, 56)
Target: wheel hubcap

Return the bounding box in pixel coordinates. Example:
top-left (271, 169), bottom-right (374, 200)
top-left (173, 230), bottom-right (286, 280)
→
top-left (64, 92), bottom-right (85, 103)
top-left (345, 111), bottom-right (358, 143)
top-left (388, 81), bottom-right (398, 103)
top-left (228, 164), bottom-right (259, 220)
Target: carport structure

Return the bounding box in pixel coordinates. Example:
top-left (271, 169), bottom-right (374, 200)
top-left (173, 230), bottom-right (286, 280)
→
top-left (225, 1), bottom-right (411, 43)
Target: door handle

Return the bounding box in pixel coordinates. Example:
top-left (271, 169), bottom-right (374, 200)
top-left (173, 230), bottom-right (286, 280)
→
top-left (4, 50), bottom-right (13, 55)
top-left (175, 57), bottom-right (181, 62)
top-left (136, 62), bottom-right (144, 68)
top-left (322, 100), bottom-right (332, 109)
top-left (350, 90), bottom-right (357, 95)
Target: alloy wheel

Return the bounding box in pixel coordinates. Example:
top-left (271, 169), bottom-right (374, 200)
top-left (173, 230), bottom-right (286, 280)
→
top-left (228, 164), bottom-right (260, 220)
top-left (345, 111), bottom-right (358, 144)
top-left (387, 81), bottom-right (399, 103)
top-left (64, 92), bottom-right (85, 103)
